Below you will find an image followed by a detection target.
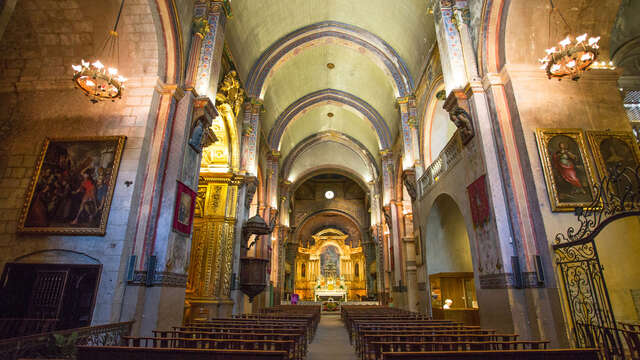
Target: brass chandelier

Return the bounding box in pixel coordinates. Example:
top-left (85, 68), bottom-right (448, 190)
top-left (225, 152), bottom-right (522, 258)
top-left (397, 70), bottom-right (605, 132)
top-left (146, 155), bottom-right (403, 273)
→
top-left (539, 0), bottom-right (601, 81)
top-left (72, 0), bottom-right (127, 103)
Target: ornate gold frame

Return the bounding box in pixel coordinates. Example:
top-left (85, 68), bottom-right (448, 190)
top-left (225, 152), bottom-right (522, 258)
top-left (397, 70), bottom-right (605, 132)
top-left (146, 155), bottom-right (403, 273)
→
top-left (586, 130), bottom-right (640, 179)
top-left (18, 136), bottom-right (126, 235)
top-left (535, 129), bottom-right (598, 212)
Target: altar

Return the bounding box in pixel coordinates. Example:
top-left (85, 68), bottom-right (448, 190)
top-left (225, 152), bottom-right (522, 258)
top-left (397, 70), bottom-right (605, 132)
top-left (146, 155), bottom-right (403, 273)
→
top-left (314, 289), bottom-right (347, 302)
top-left (293, 228), bottom-right (368, 301)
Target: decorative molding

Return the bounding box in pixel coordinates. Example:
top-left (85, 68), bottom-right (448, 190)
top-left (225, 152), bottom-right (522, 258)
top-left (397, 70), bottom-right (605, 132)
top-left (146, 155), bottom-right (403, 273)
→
top-left (478, 273), bottom-right (514, 289)
top-left (128, 271), bottom-right (188, 287)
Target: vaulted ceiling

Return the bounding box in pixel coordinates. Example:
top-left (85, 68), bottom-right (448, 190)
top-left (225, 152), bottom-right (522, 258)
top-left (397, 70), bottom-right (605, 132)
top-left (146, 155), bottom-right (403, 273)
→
top-left (225, 0), bottom-right (435, 183)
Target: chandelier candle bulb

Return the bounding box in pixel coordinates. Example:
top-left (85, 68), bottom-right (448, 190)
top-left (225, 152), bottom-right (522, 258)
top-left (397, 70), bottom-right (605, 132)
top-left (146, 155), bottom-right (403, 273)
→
top-left (539, 33), bottom-right (600, 81)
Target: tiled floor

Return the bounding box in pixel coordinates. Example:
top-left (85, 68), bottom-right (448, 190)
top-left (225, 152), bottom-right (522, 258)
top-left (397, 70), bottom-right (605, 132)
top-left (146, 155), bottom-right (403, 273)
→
top-left (308, 314), bottom-right (358, 360)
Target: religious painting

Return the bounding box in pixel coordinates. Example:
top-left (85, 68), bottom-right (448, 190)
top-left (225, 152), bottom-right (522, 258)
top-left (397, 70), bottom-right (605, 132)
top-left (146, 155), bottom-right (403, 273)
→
top-left (467, 174), bottom-right (490, 227)
top-left (173, 181), bottom-right (197, 235)
top-left (587, 130), bottom-right (640, 199)
top-left (587, 130), bottom-right (640, 177)
top-left (320, 245), bottom-right (340, 278)
top-left (18, 136), bottom-right (126, 235)
top-left (535, 129), bottom-right (598, 212)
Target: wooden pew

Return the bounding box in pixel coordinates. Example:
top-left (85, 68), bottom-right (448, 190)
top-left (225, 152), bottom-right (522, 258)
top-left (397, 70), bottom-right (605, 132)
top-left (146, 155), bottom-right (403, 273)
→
top-left (77, 345), bottom-right (288, 360)
top-left (176, 324), bottom-right (308, 345)
top-left (149, 330), bottom-right (307, 359)
top-left (353, 325), bottom-right (479, 349)
top-left (118, 337), bottom-right (296, 359)
top-left (381, 348), bottom-right (600, 360)
top-left (357, 329), bottom-right (494, 353)
top-left (367, 341), bottom-right (548, 360)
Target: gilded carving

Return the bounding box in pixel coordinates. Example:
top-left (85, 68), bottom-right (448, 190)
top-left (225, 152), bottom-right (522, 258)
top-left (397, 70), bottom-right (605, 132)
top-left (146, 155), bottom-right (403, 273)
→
top-left (216, 71), bottom-right (244, 118)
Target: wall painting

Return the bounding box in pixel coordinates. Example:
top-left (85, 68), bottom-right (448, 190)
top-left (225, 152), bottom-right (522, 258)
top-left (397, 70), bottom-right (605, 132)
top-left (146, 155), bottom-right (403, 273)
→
top-left (535, 129), bottom-right (598, 212)
top-left (18, 136), bottom-right (126, 235)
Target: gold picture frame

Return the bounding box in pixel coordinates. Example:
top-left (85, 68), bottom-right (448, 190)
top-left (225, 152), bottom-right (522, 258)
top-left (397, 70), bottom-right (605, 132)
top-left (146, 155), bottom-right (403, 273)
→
top-left (18, 136), bottom-right (126, 235)
top-left (535, 129), bottom-right (598, 212)
top-left (586, 130), bottom-right (640, 179)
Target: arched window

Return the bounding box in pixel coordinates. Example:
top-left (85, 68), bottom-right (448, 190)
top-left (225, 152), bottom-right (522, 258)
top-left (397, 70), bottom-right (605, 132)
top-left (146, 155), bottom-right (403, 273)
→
top-left (301, 263), bottom-right (306, 278)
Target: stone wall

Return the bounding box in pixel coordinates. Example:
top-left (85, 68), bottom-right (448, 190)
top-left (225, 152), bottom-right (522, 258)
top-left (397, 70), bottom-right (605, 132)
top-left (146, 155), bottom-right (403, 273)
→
top-left (0, 0), bottom-right (160, 325)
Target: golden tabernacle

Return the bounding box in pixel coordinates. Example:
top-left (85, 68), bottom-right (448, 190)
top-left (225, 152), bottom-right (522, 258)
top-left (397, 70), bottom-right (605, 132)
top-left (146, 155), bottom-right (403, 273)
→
top-left (294, 229), bottom-right (366, 301)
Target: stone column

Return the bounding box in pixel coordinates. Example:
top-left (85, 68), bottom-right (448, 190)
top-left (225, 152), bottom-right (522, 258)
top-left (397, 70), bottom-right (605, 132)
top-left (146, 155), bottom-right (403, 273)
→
top-left (120, 0), bottom-right (230, 333)
top-left (431, 0), bottom-right (567, 343)
top-left (397, 96), bottom-right (421, 171)
top-left (230, 98), bottom-right (262, 313)
top-left (403, 235), bottom-right (418, 312)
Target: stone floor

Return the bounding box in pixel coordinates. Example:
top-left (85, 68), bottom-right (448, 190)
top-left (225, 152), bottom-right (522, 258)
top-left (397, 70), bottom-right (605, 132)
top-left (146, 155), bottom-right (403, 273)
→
top-left (308, 314), bottom-right (358, 360)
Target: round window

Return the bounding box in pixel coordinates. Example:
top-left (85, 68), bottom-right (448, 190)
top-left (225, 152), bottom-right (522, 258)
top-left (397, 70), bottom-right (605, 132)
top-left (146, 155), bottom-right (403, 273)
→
top-left (324, 190), bottom-right (334, 199)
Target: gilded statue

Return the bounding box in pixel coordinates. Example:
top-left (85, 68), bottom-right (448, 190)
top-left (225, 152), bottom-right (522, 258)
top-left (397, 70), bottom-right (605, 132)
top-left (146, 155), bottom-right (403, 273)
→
top-left (216, 70), bottom-right (244, 118)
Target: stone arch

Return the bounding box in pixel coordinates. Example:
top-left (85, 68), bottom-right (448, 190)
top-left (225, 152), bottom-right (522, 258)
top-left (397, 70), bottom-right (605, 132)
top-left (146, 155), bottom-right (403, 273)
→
top-left (423, 193), bottom-right (477, 310)
top-left (269, 89), bottom-right (392, 150)
top-left (294, 209), bottom-right (363, 248)
top-left (420, 77), bottom-right (456, 165)
top-left (149, 0), bottom-right (183, 84)
top-left (479, 0), bottom-right (622, 75)
top-left (246, 21), bottom-right (413, 99)
top-left (281, 131), bottom-right (380, 183)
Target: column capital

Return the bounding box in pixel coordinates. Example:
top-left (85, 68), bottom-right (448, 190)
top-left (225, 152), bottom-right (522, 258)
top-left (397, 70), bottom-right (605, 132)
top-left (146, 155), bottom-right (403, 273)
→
top-left (396, 95), bottom-right (416, 105)
top-left (207, 0), bottom-right (232, 18)
top-left (380, 149), bottom-right (394, 159)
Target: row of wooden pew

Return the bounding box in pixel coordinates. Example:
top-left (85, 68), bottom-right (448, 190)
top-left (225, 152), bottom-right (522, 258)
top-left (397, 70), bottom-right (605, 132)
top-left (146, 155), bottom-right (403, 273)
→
top-left (341, 305), bottom-right (600, 360)
top-left (77, 305), bottom-right (321, 360)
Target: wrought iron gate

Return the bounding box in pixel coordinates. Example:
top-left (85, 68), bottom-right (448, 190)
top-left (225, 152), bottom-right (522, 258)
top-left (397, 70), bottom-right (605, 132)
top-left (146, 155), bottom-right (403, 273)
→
top-left (553, 165), bottom-right (640, 359)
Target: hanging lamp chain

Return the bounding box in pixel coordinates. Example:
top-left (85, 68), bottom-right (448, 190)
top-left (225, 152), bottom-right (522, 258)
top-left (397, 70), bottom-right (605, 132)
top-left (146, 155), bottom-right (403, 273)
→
top-left (549, 0), bottom-right (573, 35)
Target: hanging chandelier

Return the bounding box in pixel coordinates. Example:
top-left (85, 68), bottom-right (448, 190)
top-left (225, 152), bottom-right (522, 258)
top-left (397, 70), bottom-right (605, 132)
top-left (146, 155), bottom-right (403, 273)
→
top-left (72, 0), bottom-right (127, 103)
top-left (539, 34), bottom-right (600, 81)
top-left (539, 0), bottom-right (602, 81)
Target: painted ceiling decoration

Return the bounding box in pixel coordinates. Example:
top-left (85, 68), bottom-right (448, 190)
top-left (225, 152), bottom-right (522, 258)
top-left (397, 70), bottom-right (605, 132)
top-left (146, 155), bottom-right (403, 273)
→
top-left (245, 21), bottom-right (414, 99)
top-left (281, 131), bottom-right (379, 182)
top-left (268, 89), bottom-right (392, 151)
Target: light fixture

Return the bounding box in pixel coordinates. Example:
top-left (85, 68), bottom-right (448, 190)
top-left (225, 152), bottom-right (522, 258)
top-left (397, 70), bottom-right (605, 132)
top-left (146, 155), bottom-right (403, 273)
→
top-left (539, 34), bottom-right (600, 81)
top-left (324, 190), bottom-right (334, 199)
top-left (539, 1), bottom-right (601, 81)
top-left (72, 0), bottom-right (127, 102)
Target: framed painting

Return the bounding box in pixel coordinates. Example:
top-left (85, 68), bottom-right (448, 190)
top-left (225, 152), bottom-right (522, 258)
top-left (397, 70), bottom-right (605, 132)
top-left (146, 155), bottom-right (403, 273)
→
top-left (173, 181), bottom-right (197, 235)
top-left (18, 136), bottom-right (126, 235)
top-left (586, 130), bottom-right (640, 195)
top-left (535, 129), bottom-right (598, 212)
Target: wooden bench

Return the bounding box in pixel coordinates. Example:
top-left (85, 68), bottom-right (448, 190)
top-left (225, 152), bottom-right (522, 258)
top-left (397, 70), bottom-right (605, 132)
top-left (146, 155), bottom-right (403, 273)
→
top-left (76, 345), bottom-right (288, 360)
top-left (149, 330), bottom-right (307, 359)
top-left (367, 341), bottom-right (548, 360)
top-left (381, 349), bottom-right (600, 360)
top-left (356, 329), bottom-right (496, 355)
top-left (176, 324), bottom-right (308, 345)
top-left (118, 337), bottom-right (296, 359)
top-left (353, 325), bottom-right (478, 348)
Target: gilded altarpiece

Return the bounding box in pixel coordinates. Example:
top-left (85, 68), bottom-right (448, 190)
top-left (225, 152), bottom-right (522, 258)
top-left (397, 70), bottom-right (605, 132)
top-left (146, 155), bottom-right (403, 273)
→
top-left (185, 174), bottom-right (241, 320)
top-left (294, 229), bottom-right (367, 301)
top-left (184, 70), bottom-right (244, 321)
